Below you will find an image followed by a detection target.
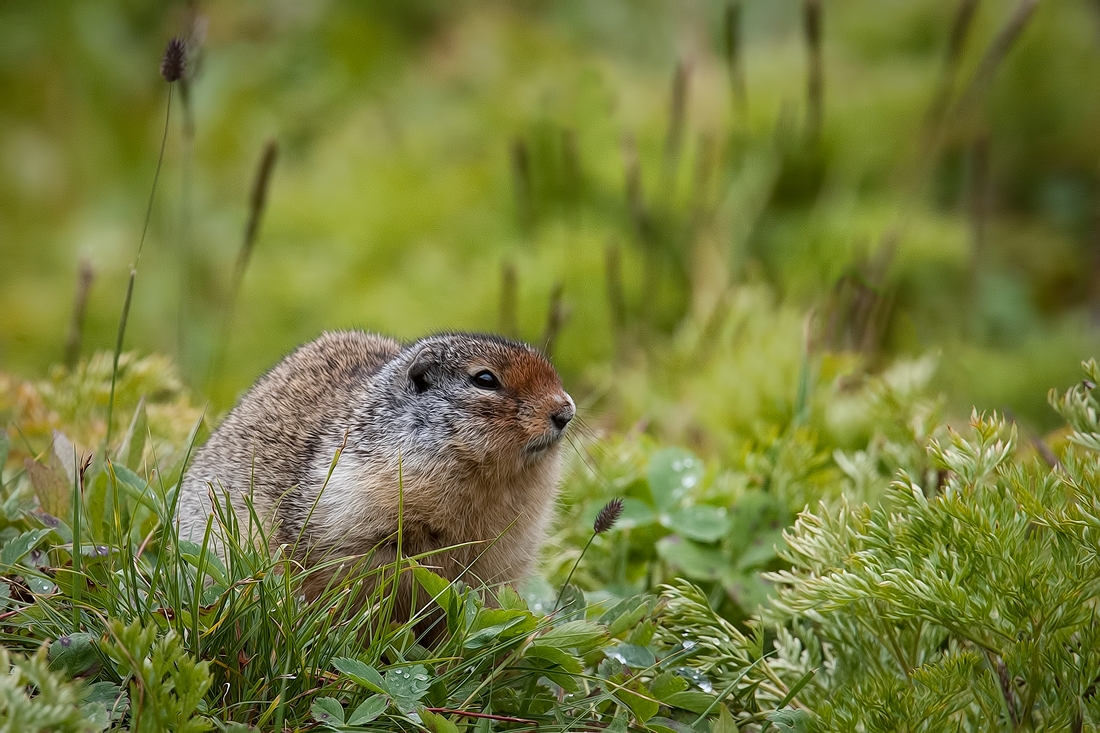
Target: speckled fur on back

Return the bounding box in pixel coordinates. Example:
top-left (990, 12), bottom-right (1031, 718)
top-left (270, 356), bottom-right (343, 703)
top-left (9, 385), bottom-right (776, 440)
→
top-left (176, 329), bottom-right (575, 617)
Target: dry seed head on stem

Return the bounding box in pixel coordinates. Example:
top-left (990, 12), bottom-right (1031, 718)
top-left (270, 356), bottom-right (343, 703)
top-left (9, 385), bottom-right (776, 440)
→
top-left (161, 37), bottom-right (186, 83)
top-left (594, 498), bottom-right (624, 534)
top-left (554, 497), bottom-right (625, 612)
top-left (107, 34), bottom-right (177, 443)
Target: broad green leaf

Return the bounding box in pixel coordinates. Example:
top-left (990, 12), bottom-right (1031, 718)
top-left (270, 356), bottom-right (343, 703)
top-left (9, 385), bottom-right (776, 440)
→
top-left (49, 632), bottom-right (98, 677)
top-left (465, 608), bottom-right (534, 649)
top-left (471, 607), bottom-right (529, 633)
top-left (555, 583), bottom-right (585, 619)
top-left (524, 643), bottom-right (584, 674)
top-left (83, 470), bottom-right (109, 540)
top-left (727, 492), bottom-right (786, 559)
top-left (647, 716), bottom-right (698, 733)
top-left (649, 671), bottom-right (688, 700)
top-left (348, 695), bottom-right (388, 725)
top-left (599, 656), bottom-right (626, 679)
top-left (109, 464), bottom-right (160, 515)
top-left (420, 708), bottom-right (461, 733)
top-left (201, 584), bottom-right (226, 607)
top-left (662, 691), bottom-right (715, 714)
top-left (176, 540), bottom-right (228, 586)
top-left (606, 598), bottom-right (649, 638)
top-left (647, 448), bottom-right (704, 511)
top-left (120, 398), bottom-right (148, 470)
top-left (668, 667), bottom-right (711, 691)
top-left (612, 678), bottom-right (659, 723)
top-left (496, 584), bottom-right (527, 611)
top-left (544, 669), bottom-right (583, 694)
top-left (311, 697), bottom-right (344, 727)
top-left (536, 620), bottom-right (607, 653)
top-left (598, 596), bottom-right (634, 625)
top-left (414, 565), bottom-right (454, 604)
top-left (384, 664), bottom-right (430, 713)
top-left (464, 619), bottom-right (530, 649)
top-left (656, 536), bottom-right (725, 580)
top-left (734, 529), bottom-right (784, 571)
top-left (81, 701), bottom-right (110, 730)
top-left (606, 711), bottom-right (629, 733)
top-left (24, 458), bottom-right (69, 520)
top-left (662, 505), bottom-right (729, 543)
top-left (626, 619), bottom-right (655, 647)
top-left (604, 643), bottom-right (656, 669)
top-left (2, 492), bottom-right (36, 525)
top-left (713, 704), bottom-right (740, 733)
top-left (0, 581), bottom-right (9, 611)
top-left (1, 528), bottom-right (53, 566)
top-left (721, 571), bottom-right (772, 614)
top-left (332, 657), bottom-right (388, 695)
top-left (26, 574), bottom-right (55, 594)
top-left (766, 709), bottom-right (812, 733)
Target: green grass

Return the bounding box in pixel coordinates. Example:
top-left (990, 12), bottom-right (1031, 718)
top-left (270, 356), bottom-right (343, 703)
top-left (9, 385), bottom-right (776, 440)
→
top-left (0, 357), bottom-right (799, 731)
top-left (4, 347), bottom-right (1100, 730)
top-left (5, 1), bottom-right (1100, 730)
top-left (3, 1), bottom-right (1100, 428)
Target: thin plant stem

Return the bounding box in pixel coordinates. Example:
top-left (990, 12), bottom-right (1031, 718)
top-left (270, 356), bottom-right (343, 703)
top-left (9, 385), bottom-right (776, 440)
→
top-left (106, 86), bottom-right (173, 448)
top-left (553, 531), bottom-right (595, 612)
top-left (63, 259), bottom-right (94, 368)
top-left (207, 139), bottom-right (278, 396)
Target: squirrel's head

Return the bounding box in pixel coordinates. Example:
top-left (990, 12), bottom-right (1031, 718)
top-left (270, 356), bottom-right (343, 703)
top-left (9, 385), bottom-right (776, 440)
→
top-left (379, 333), bottom-right (574, 476)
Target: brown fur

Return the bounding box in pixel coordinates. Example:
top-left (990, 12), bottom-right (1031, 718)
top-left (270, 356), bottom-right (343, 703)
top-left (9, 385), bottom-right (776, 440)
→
top-left (177, 330), bottom-right (574, 624)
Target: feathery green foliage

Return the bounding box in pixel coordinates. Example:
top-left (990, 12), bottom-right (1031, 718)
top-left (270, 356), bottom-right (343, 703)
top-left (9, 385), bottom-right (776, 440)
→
top-left (2, 355), bottom-right (811, 731)
top-left (5, 350), bottom-right (1100, 731)
top-left (4, 3), bottom-right (1100, 729)
top-left (0, 645), bottom-right (103, 732)
top-left (652, 361), bottom-right (1100, 731)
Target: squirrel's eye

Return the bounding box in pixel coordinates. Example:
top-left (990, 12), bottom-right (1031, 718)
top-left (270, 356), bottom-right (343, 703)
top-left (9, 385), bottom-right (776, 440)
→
top-left (471, 370), bottom-right (501, 390)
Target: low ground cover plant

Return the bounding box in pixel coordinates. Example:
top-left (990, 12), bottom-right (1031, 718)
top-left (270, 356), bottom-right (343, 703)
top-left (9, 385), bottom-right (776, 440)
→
top-left (2, 353), bottom-right (1099, 731)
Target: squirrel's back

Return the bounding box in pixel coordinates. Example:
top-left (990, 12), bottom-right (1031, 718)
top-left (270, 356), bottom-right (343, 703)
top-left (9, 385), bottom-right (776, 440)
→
top-left (177, 330), bottom-right (400, 547)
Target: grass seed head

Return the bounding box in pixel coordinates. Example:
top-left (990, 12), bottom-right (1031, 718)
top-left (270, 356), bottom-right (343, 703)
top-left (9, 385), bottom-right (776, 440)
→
top-left (594, 498), bottom-right (624, 534)
top-left (160, 37), bottom-right (186, 83)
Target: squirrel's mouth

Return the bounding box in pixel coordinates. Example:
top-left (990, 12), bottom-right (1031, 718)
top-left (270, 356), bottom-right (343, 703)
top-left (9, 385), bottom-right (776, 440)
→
top-left (524, 430), bottom-right (564, 456)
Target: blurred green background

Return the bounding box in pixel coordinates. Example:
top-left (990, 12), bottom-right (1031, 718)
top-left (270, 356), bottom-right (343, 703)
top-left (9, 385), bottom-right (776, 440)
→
top-left (3, 0), bottom-right (1100, 455)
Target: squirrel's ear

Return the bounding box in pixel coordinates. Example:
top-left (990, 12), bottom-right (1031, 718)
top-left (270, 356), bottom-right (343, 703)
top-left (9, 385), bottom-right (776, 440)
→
top-left (405, 343), bottom-right (442, 394)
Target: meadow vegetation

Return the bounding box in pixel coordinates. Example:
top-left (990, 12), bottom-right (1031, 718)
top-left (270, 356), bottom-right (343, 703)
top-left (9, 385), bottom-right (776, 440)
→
top-left (4, 1), bottom-right (1100, 730)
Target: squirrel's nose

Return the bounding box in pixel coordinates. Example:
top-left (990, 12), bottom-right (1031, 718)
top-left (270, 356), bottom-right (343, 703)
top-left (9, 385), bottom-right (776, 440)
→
top-left (550, 395), bottom-right (575, 431)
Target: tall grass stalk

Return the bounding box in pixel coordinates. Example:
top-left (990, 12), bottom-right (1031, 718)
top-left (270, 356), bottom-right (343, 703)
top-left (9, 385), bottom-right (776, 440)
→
top-left (63, 259), bottom-right (94, 369)
top-left (176, 16), bottom-right (203, 367)
top-left (604, 240), bottom-right (626, 350)
top-left (500, 259), bottom-right (518, 338)
top-left (511, 137), bottom-right (534, 231)
top-left (553, 498), bottom-right (622, 611)
top-left (951, 0), bottom-right (1042, 120)
top-left (924, 0), bottom-right (981, 134)
top-left (661, 60), bottom-right (689, 199)
top-left (724, 1), bottom-right (747, 118)
top-left (541, 282), bottom-right (567, 359)
top-left (803, 0), bottom-right (824, 140)
top-left (105, 39), bottom-right (183, 448)
top-left (207, 139), bottom-right (278, 395)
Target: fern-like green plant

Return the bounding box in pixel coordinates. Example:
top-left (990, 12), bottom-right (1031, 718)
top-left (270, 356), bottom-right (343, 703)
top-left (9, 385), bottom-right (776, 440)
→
top-left (101, 621), bottom-right (212, 733)
top-left (0, 645), bottom-right (102, 732)
top-left (757, 361), bottom-right (1100, 731)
